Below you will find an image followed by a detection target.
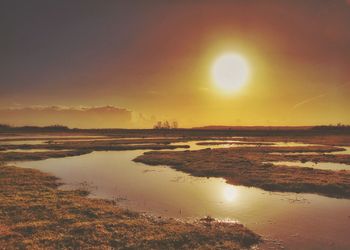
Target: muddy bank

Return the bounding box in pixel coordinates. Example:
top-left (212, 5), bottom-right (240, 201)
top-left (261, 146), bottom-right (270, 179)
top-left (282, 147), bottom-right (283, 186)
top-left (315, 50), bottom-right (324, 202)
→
top-left (0, 165), bottom-right (261, 249)
top-left (134, 146), bottom-right (350, 198)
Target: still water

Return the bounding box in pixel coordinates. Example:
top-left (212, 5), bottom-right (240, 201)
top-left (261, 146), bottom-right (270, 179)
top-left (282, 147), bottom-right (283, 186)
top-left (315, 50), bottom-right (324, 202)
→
top-left (17, 149), bottom-right (350, 250)
top-left (1, 149), bottom-right (68, 153)
top-left (170, 140), bottom-right (265, 150)
top-left (269, 161), bottom-right (350, 171)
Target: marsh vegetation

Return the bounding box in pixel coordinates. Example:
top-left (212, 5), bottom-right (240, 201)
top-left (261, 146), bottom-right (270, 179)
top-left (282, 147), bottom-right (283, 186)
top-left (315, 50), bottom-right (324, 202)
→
top-left (1, 129), bottom-right (350, 249)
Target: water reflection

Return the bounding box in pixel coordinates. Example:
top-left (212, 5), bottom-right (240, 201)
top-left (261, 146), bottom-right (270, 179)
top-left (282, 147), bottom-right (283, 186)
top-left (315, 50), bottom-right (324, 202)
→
top-left (170, 140), bottom-right (318, 152)
top-left (223, 186), bottom-right (238, 202)
top-left (0, 140), bottom-right (47, 145)
top-left (272, 142), bottom-right (315, 147)
top-left (269, 161), bottom-right (350, 171)
top-left (331, 146), bottom-right (350, 155)
top-left (170, 140), bottom-right (261, 151)
top-left (1, 149), bottom-right (65, 153)
top-left (16, 150), bottom-right (350, 249)
top-left (0, 135), bottom-right (106, 144)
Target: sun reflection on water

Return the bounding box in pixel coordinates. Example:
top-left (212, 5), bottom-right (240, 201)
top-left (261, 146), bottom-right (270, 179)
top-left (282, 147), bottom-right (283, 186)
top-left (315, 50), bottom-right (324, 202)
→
top-left (223, 186), bottom-right (238, 202)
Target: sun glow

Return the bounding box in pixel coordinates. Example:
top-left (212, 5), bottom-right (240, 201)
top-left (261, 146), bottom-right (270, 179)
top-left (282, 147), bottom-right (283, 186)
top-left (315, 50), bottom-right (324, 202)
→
top-left (212, 53), bottom-right (250, 93)
top-left (223, 186), bottom-right (238, 202)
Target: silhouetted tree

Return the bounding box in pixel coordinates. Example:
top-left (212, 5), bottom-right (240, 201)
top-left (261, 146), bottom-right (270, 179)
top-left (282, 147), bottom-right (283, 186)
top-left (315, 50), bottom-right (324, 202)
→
top-left (163, 120), bottom-right (170, 129)
top-left (172, 121), bottom-right (178, 129)
top-left (153, 120), bottom-right (179, 129)
top-left (153, 121), bottom-right (163, 129)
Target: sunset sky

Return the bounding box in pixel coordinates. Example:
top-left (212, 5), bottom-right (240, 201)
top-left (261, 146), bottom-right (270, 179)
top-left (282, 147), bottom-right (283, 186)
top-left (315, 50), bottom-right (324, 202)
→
top-left (2, 0), bottom-right (350, 128)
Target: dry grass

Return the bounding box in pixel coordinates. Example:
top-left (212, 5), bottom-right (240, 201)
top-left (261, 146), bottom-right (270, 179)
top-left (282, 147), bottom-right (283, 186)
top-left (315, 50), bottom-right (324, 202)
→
top-left (0, 139), bottom-right (190, 162)
top-left (134, 146), bottom-right (350, 198)
top-left (0, 149), bottom-right (92, 162)
top-left (0, 165), bottom-right (261, 249)
top-left (1, 133), bottom-right (349, 248)
top-left (0, 139), bottom-right (190, 151)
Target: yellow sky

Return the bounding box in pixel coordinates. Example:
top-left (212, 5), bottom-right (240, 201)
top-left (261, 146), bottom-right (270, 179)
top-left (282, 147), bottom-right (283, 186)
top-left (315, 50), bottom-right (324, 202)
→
top-left (1, 1), bottom-right (350, 128)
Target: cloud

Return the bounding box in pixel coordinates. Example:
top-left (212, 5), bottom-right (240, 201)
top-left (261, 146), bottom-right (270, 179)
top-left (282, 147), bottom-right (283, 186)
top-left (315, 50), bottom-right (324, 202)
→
top-left (0, 105), bottom-right (141, 128)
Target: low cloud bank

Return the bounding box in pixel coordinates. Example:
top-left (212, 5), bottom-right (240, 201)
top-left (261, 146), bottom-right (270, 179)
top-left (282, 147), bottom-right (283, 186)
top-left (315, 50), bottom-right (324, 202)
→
top-left (0, 106), bottom-right (151, 128)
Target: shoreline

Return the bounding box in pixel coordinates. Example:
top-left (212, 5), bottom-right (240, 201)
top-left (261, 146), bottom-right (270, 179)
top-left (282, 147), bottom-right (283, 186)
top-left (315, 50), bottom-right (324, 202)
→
top-left (134, 146), bottom-right (350, 199)
top-left (0, 164), bottom-right (261, 249)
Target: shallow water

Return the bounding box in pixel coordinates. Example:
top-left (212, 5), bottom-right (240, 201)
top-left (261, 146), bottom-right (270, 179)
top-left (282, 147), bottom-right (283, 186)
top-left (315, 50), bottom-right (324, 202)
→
top-left (331, 146), bottom-right (350, 155)
top-left (0, 138), bottom-right (158, 146)
top-left (170, 140), bottom-right (266, 151)
top-left (269, 152), bottom-right (323, 155)
top-left (0, 140), bottom-right (47, 145)
top-left (51, 137), bottom-right (179, 142)
top-left (51, 138), bottom-right (126, 143)
top-left (0, 135), bottom-right (104, 140)
top-left (17, 150), bottom-right (350, 250)
top-left (269, 146), bottom-right (350, 156)
top-left (0, 149), bottom-right (66, 153)
top-left (170, 140), bottom-right (322, 152)
top-left (272, 141), bottom-right (315, 147)
top-left (0, 136), bottom-right (180, 145)
top-left (269, 161), bottom-right (350, 171)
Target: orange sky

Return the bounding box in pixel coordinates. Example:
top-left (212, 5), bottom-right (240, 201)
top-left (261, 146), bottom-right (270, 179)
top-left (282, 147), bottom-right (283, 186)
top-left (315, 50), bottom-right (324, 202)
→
top-left (1, 1), bottom-right (350, 128)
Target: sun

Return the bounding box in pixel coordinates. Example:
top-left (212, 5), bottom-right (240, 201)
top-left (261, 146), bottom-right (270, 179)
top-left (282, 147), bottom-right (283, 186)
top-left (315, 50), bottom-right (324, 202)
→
top-left (212, 53), bottom-right (250, 93)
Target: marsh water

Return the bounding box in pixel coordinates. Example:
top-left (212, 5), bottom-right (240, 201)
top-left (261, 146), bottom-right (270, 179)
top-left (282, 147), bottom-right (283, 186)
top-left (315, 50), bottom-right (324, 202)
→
top-left (1, 149), bottom-right (66, 153)
top-left (7, 139), bottom-right (350, 249)
top-left (269, 161), bottom-right (350, 171)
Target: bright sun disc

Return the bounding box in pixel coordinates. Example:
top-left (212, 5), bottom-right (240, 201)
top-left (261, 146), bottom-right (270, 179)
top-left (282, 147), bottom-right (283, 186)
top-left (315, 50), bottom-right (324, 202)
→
top-left (212, 53), bottom-right (249, 93)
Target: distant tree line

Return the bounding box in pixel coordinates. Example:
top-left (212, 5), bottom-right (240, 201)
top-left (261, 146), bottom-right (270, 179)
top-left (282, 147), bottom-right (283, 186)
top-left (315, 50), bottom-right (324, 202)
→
top-left (0, 124), bottom-right (70, 132)
top-left (153, 120), bottom-right (178, 129)
top-left (311, 124), bottom-right (350, 132)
